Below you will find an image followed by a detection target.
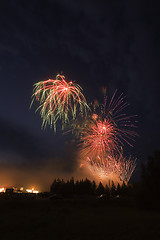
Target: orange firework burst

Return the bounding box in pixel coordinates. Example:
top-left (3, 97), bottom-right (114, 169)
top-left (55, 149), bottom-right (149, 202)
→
top-left (82, 152), bottom-right (136, 184)
top-left (31, 74), bottom-right (89, 130)
top-left (86, 155), bottom-right (116, 182)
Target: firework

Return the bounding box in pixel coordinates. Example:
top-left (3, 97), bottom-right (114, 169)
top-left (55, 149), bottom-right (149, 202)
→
top-left (114, 154), bottom-right (137, 183)
top-left (30, 72), bottom-right (138, 184)
top-left (80, 119), bottom-right (119, 160)
top-left (31, 74), bottom-right (89, 130)
top-left (83, 153), bottom-right (136, 185)
top-left (92, 90), bottom-right (138, 146)
top-left (85, 155), bottom-right (116, 182)
top-left (79, 90), bottom-right (137, 158)
top-left (73, 90), bottom-right (137, 148)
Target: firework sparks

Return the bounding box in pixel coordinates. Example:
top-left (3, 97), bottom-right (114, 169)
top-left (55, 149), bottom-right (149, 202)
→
top-left (80, 119), bottom-right (118, 160)
top-left (92, 90), bottom-right (138, 147)
top-left (79, 90), bottom-right (138, 184)
top-left (85, 155), bottom-right (116, 182)
top-left (79, 91), bottom-right (138, 162)
top-left (31, 74), bottom-right (89, 130)
top-left (114, 154), bottom-right (137, 183)
top-left (30, 73), bottom-right (138, 184)
top-left (73, 90), bottom-right (137, 148)
top-left (82, 153), bottom-right (136, 185)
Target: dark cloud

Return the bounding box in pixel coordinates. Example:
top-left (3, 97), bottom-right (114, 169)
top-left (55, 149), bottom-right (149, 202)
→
top-left (0, 117), bottom-right (79, 172)
top-left (0, 118), bottom-right (47, 161)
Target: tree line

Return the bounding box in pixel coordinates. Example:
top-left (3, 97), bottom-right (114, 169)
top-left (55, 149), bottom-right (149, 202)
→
top-left (50, 177), bottom-right (131, 198)
top-left (50, 150), bottom-right (160, 210)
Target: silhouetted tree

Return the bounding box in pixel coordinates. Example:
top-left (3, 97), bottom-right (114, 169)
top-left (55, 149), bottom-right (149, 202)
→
top-left (110, 181), bottom-right (116, 197)
top-left (64, 177), bottom-right (75, 196)
top-left (141, 151), bottom-right (160, 191)
top-left (116, 183), bottom-right (121, 196)
top-left (105, 184), bottom-right (110, 199)
top-left (91, 180), bottom-right (97, 195)
top-left (75, 179), bottom-right (84, 195)
top-left (96, 182), bottom-right (105, 195)
top-left (83, 178), bottom-right (93, 195)
top-left (50, 178), bottom-right (65, 195)
top-left (121, 182), bottom-right (127, 195)
top-left (136, 150), bottom-right (160, 209)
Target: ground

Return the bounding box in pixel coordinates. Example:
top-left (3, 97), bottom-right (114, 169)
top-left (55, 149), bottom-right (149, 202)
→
top-left (0, 198), bottom-right (160, 240)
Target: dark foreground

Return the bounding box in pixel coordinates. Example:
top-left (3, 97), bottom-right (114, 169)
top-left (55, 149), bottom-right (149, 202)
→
top-left (0, 198), bottom-right (160, 240)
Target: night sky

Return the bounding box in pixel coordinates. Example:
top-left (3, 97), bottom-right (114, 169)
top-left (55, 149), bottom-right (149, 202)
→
top-left (0, 0), bottom-right (160, 190)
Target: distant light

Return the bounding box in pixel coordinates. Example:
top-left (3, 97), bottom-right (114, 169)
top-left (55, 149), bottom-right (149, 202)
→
top-left (33, 190), bottom-right (39, 193)
top-left (26, 188), bottom-right (39, 193)
top-left (26, 189), bottom-right (32, 193)
top-left (0, 187), bottom-right (5, 193)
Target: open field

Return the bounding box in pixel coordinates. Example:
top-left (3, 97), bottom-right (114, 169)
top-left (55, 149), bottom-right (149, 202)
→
top-left (0, 198), bottom-right (160, 240)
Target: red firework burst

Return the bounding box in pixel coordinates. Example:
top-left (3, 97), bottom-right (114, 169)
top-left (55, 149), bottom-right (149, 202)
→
top-left (80, 119), bottom-right (119, 160)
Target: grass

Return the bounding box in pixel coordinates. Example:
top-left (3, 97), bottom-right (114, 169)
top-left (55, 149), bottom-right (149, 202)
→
top-left (0, 198), bottom-right (160, 240)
